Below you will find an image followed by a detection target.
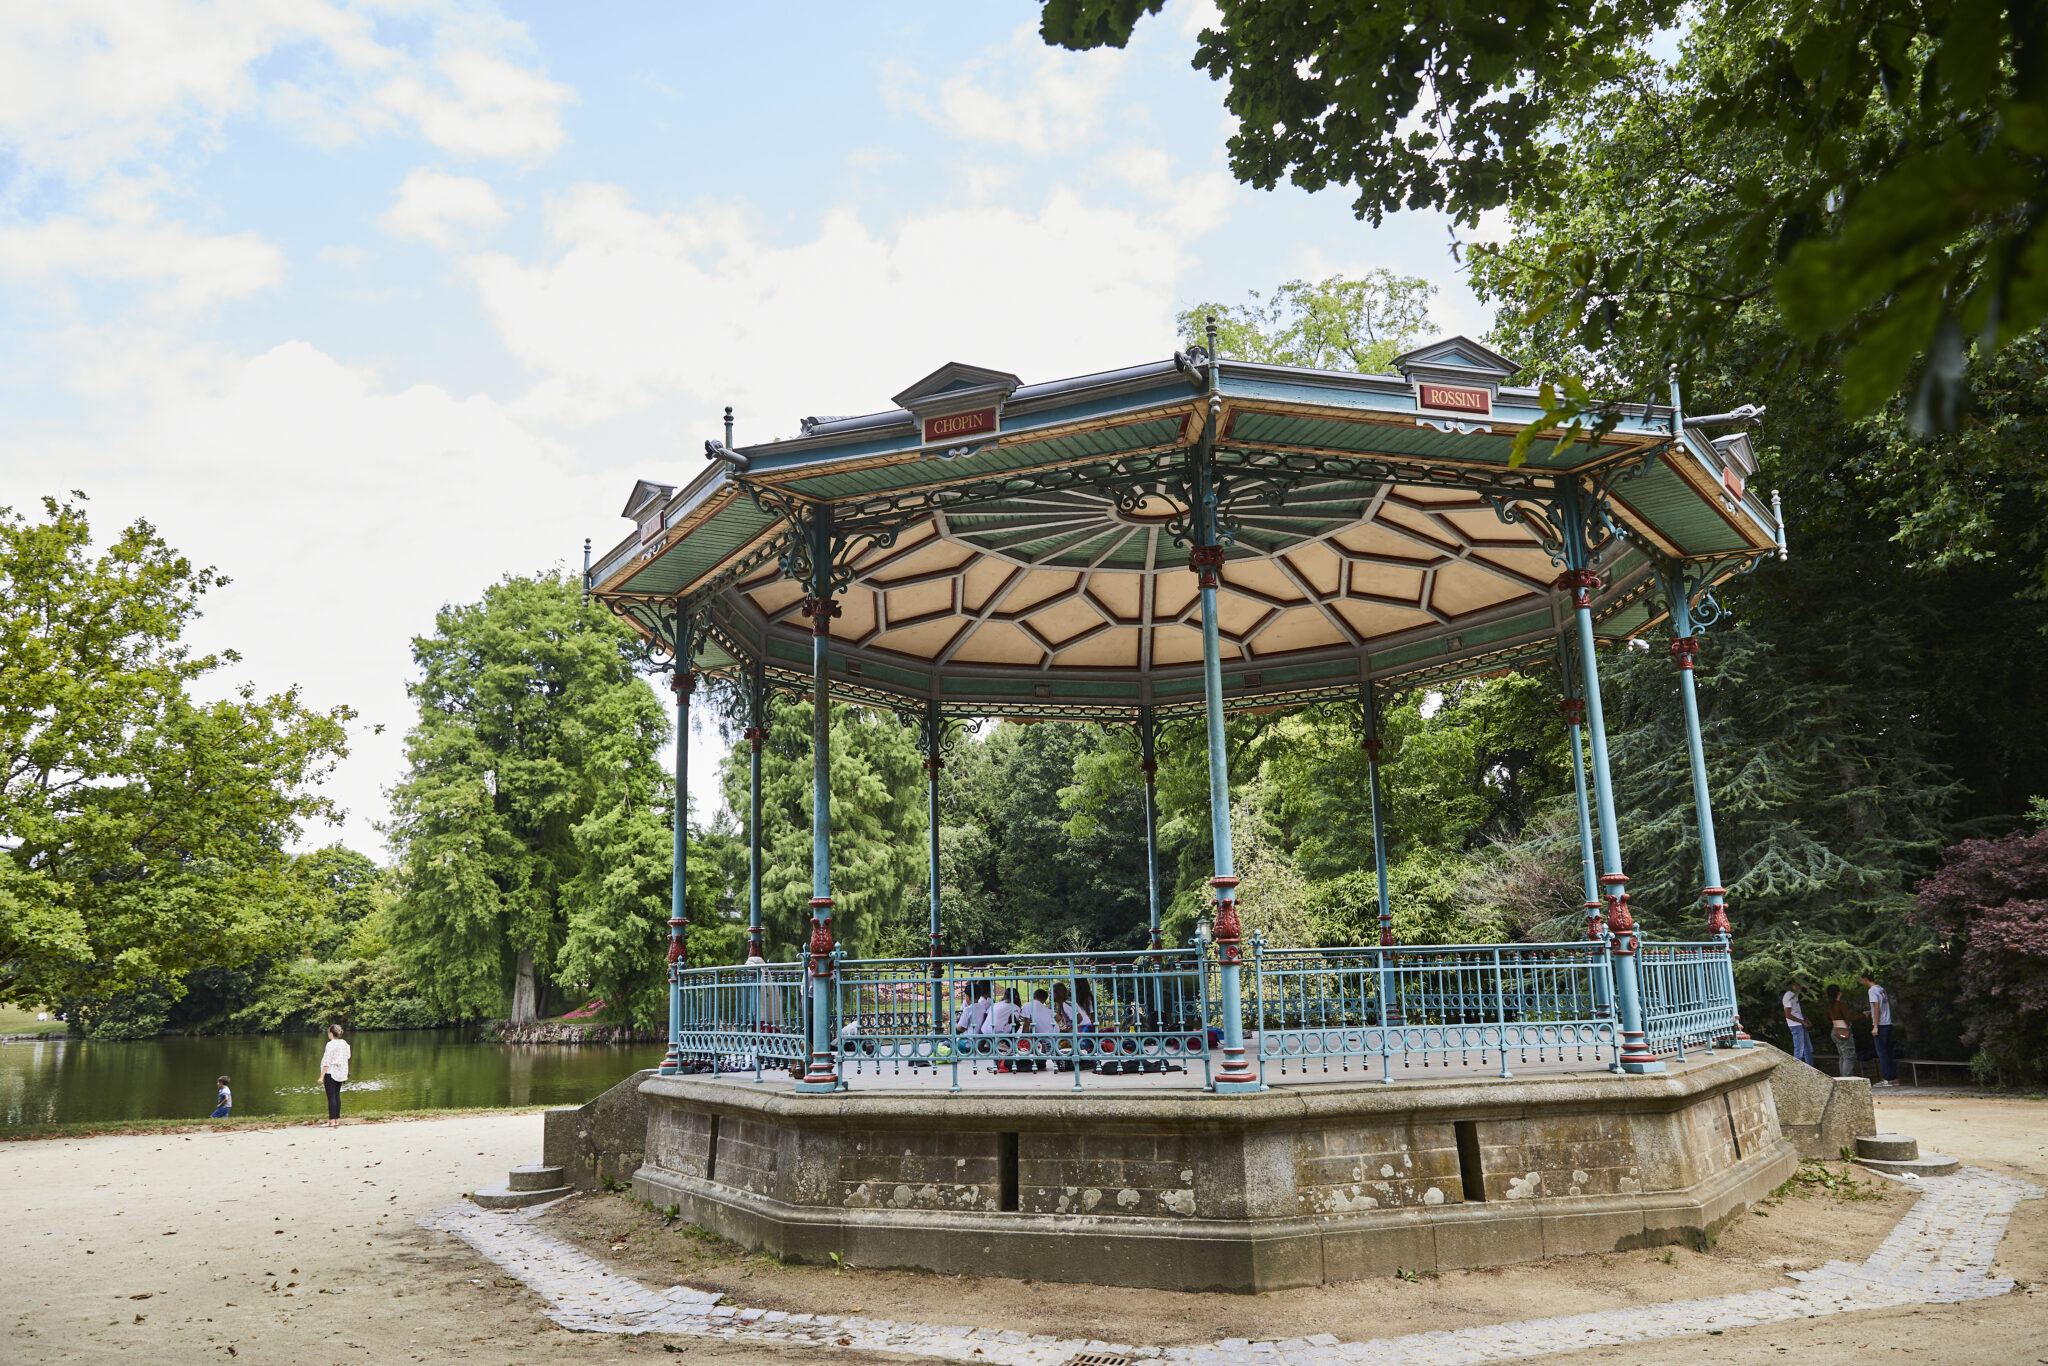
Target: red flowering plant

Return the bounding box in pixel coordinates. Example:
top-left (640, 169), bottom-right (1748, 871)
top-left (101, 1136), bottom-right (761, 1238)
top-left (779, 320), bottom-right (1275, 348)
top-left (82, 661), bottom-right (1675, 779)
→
top-left (1913, 817), bottom-right (2048, 1082)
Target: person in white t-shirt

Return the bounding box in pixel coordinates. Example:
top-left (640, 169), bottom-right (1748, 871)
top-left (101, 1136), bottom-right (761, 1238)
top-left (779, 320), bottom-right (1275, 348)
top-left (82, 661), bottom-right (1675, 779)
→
top-left (984, 988), bottom-right (1021, 1073)
top-left (1859, 972), bottom-right (1898, 1086)
top-left (318, 1024), bottom-right (351, 1127)
top-left (1781, 987), bottom-right (1814, 1067)
top-left (955, 981), bottom-right (992, 1036)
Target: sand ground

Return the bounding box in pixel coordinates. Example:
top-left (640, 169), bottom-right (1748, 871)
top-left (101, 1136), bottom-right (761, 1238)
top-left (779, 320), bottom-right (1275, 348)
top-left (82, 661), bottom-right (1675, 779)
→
top-left (1, 1092), bottom-right (2042, 1365)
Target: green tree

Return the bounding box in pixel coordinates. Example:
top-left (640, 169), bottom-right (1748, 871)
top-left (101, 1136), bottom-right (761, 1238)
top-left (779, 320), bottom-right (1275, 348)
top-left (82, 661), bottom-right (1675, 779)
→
top-left (294, 844), bottom-right (388, 960)
top-left (382, 573), bottom-right (673, 1025)
top-left (1, 496), bottom-right (353, 1032)
top-left (1178, 272), bottom-right (1435, 373)
top-left (716, 699), bottom-right (924, 960)
top-left (1046, 0), bottom-right (2048, 434)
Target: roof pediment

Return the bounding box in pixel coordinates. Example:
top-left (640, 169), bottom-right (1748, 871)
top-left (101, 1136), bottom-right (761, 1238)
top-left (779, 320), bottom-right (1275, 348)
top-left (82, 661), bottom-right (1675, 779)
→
top-left (892, 362), bottom-right (1023, 414)
top-left (1393, 336), bottom-right (1522, 382)
top-left (621, 479), bottom-right (674, 520)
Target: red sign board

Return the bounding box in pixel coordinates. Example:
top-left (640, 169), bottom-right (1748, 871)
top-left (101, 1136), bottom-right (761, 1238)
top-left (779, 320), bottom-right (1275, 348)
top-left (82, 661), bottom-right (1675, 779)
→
top-left (1418, 383), bottom-right (1491, 416)
top-left (922, 406), bottom-right (998, 444)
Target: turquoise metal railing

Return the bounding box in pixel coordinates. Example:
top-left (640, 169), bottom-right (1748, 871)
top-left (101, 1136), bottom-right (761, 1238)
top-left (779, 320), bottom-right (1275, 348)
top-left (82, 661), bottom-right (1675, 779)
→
top-left (1636, 940), bottom-right (1738, 1060)
top-left (668, 936), bottom-right (1736, 1090)
top-left (672, 961), bottom-right (810, 1079)
top-left (829, 948), bottom-right (1214, 1091)
top-left (1249, 940), bottom-right (1622, 1082)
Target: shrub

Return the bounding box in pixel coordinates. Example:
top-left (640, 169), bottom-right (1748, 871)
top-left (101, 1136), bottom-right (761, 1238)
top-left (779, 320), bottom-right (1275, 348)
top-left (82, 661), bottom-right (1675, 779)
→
top-left (1914, 828), bottom-right (2048, 1081)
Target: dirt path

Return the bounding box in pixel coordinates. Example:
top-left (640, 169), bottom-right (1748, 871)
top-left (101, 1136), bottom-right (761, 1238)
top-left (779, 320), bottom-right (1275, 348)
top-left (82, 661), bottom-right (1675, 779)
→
top-left (3, 1093), bottom-right (2042, 1364)
top-left (0, 1113), bottom-right (837, 1364)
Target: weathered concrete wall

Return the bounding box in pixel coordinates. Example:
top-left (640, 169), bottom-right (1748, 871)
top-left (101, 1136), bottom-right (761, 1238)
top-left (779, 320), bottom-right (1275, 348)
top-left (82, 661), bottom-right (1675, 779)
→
top-left (543, 1068), bottom-right (654, 1189)
top-left (1764, 1043), bottom-right (1877, 1159)
top-left (634, 1050), bottom-right (1797, 1292)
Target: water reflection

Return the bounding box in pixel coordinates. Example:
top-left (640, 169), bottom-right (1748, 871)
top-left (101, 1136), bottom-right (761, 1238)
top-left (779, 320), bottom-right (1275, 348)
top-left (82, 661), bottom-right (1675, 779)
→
top-left (0, 1029), bottom-right (656, 1126)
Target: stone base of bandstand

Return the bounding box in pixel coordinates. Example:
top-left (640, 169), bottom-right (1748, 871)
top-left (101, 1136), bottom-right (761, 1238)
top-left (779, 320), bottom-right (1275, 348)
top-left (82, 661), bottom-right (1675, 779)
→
top-left (632, 1048), bottom-right (1796, 1294)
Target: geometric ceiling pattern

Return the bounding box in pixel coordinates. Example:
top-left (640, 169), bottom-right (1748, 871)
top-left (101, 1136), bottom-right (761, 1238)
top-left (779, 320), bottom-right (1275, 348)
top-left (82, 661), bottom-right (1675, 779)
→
top-left (734, 479), bottom-right (1563, 675)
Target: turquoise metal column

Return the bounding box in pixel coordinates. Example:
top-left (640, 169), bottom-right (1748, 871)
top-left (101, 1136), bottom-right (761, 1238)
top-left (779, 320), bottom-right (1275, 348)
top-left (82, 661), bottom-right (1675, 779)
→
top-left (1137, 707), bottom-right (1162, 953)
top-left (1559, 486), bottom-right (1662, 1074)
top-left (659, 610), bottom-right (694, 1076)
top-left (1663, 574), bottom-right (1752, 1048)
top-left (921, 699), bottom-right (946, 1031)
top-left (1358, 681), bottom-right (1403, 1052)
top-left (1556, 637), bottom-right (1601, 933)
top-left (1360, 682), bottom-right (1392, 946)
top-left (743, 660), bottom-right (767, 962)
top-left (1557, 636), bottom-right (1611, 1031)
top-left (796, 509), bottom-right (840, 1093)
top-left (1137, 706), bottom-right (1165, 1033)
top-left (1190, 321), bottom-right (1258, 1093)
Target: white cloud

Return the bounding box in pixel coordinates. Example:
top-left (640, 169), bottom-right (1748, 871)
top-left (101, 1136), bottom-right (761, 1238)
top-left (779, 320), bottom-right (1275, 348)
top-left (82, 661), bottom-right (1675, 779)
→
top-left (464, 177), bottom-right (1223, 433)
top-left (0, 208), bottom-right (284, 312)
top-left (380, 169), bottom-right (508, 248)
top-left (377, 50), bottom-right (572, 161)
top-left (0, 0), bottom-right (383, 181)
top-left (1174, 0), bottom-right (1224, 37)
top-left (1097, 147), bottom-right (1235, 233)
top-left (887, 24), bottom-right (1122, 156)
top-left (0, 338), bottom-right (610, 854)
top-left (0, 1), bottom-right (569, 184)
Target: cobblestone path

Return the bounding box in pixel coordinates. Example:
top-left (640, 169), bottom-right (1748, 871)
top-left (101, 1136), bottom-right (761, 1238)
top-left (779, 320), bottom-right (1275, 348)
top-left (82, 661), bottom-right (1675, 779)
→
top-left (419, 1167), bottom-right (2040, 1365)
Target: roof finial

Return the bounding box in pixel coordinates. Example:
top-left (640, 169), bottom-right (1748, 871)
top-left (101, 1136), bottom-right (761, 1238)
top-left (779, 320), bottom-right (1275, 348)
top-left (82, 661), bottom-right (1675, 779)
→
top-left (581, 537), bottom-right (592, 605)
top-left (724, 405), bottom-right (734, 449)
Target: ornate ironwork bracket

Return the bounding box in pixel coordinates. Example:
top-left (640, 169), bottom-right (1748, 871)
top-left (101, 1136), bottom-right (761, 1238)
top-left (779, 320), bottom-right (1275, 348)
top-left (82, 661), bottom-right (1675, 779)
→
top-left (895, 701), bottom-right (980, 776)
top-left (1649, 549), bottom-right (1772, 635)
top-left (1484, 443), bottom-right (1673, 571)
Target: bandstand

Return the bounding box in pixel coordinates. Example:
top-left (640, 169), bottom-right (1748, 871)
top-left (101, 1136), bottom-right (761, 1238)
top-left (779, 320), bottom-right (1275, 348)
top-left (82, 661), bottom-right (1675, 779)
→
top-left (586, 331), bottom-right (1799, 1290)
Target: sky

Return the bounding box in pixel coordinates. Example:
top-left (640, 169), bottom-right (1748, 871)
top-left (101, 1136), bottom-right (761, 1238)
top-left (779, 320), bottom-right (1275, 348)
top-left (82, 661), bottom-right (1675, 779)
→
top-left (0, 0), bottom-right (1497, 859)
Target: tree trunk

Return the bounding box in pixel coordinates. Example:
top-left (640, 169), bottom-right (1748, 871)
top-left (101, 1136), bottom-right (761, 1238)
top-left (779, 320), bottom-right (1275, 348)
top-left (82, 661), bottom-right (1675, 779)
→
top-left (510, 949), bottom-right (538, 1025)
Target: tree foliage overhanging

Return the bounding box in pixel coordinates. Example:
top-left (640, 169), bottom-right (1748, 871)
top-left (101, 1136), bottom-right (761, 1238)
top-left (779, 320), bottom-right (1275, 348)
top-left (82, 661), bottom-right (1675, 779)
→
top-left (1045, 0), bottom-right (2048, 442)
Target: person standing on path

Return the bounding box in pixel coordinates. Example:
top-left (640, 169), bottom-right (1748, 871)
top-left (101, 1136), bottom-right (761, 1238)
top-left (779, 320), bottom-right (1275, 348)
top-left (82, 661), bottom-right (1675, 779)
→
top-left (1860, 971), bottom-right (1898, 1087)
top-left (209, 1075), bottom-right (232, 1119)
top-left (318, 1024), bottom-right (351, 1126)
top-left (1823, 986), bottom-right (1859, 1078)
top-left (1783, 985), bottom-right (1815, 1066)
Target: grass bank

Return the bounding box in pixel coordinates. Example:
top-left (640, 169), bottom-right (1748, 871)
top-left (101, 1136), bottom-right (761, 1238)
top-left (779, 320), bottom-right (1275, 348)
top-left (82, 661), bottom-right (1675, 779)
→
top-left (0, 1102), bottom-right (548, 1143)
top-left (0, 1005), bottom-right (73, 1038)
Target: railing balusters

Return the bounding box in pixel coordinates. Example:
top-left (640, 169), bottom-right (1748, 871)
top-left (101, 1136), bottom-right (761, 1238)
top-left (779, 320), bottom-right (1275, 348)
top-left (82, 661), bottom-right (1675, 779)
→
top-left (668, 936), bottom-right (1737, 1088)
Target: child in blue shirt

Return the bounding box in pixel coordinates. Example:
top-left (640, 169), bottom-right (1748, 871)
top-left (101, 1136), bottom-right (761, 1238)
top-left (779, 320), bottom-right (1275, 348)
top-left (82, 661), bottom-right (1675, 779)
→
top-left (209, 1076), bottom-right (232, 1118)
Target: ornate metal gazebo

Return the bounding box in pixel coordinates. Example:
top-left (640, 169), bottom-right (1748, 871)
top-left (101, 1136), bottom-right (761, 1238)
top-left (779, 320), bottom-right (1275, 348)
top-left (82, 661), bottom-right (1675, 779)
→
top-left (588, 329), bottom-right (1783, 1095)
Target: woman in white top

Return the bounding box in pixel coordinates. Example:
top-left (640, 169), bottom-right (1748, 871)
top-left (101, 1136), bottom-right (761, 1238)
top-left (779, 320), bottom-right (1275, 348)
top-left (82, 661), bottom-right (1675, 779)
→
top-left (318, 1024), bottom-right (351, 1128)
top-left (983, 988), bottom-right (1019, 1035)
top-left (982, 988), bottom-right (1020, 1071)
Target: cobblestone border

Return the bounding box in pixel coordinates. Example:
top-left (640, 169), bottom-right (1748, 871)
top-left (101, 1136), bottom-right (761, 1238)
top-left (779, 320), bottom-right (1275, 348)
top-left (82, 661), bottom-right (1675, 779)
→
top-left (420, 1167), bottom-right (2040, 1365)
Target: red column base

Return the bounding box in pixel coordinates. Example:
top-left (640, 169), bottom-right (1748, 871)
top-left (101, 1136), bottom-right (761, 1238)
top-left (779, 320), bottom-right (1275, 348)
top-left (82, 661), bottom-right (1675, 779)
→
top-left (1617, 1032), bottom-right (1664, 1072)
top-left (1215, 1052), bottom-right (1258, 1089)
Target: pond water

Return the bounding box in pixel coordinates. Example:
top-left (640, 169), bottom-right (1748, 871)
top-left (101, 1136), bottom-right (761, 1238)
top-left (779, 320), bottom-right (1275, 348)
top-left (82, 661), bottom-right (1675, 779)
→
top-left (0, 1029), bottom-right (657, 1127)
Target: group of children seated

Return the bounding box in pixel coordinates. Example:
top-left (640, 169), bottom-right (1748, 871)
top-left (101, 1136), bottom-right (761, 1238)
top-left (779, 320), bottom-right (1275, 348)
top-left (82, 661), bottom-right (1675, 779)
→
top-left (952, 978), bottom-right (1094, 1072)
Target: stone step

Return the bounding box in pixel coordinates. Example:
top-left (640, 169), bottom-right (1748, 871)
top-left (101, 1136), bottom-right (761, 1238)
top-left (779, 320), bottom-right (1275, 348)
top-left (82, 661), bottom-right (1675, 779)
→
top-left (507, 1163), bottom-right (568, 1192)
top-left (471, 1181), bottom-right (571, 1210)
top-left (1856, 1152), bottom-right (1961, 1179)
top-left (1856, 1132), bottom-right (1920, 1162)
